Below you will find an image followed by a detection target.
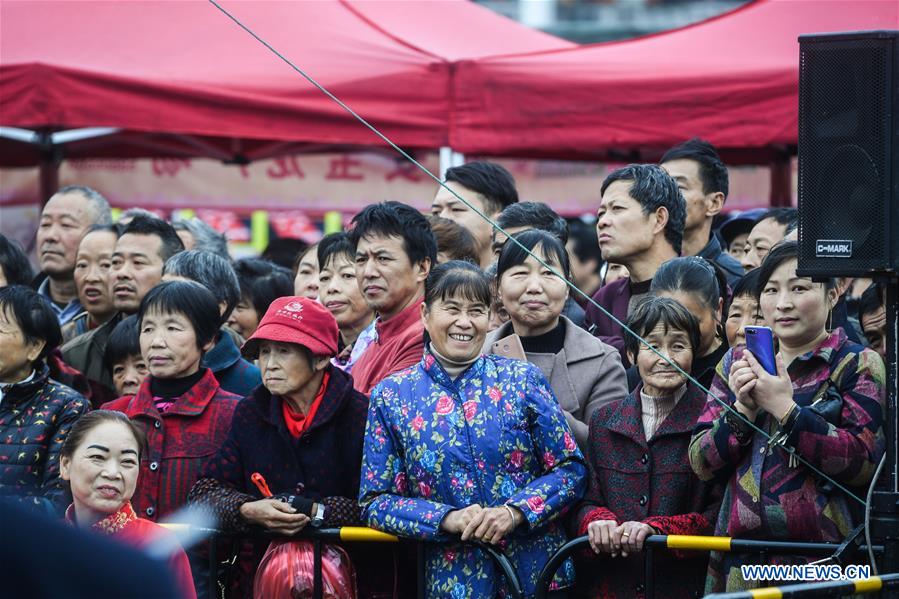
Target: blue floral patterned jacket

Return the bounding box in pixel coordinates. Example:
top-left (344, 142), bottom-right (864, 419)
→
top-left (359, 349), bottom-right (587, 598)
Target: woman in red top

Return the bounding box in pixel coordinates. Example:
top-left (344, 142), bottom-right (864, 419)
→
top-left (60, 409), bottom-right (197, 599)
top-left (102, 281), bottom-right (240, 522)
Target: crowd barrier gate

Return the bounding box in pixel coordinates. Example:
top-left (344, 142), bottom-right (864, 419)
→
top-left (706, 573), bottom-right (899, 598)
top-left (162, 525), bottom-right (888, 598)
top-left (533, 534), bottom-right (883, 599)
top-left (162, 525), bottom-right (523, 599)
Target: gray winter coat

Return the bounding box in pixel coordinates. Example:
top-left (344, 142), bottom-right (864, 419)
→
top-left (484, 316), bottom-right (628, 451)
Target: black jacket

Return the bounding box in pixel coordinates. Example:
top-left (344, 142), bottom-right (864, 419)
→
top-left (699, 234), bottom-right (744, 288)
top-left (60, 312), bottom-right (122, 398)
top-left (189, 366), bottom-right (372, 598)
top-left (0, 364), bottom-right (90, 515)
top-left (191, 365), bottom-right (369, 527)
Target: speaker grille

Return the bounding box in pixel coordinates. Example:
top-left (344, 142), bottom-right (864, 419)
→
top-left (798, 36), bottom-right (892, 275)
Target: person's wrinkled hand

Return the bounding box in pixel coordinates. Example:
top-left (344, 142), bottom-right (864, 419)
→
top-left (615, 521), bottom-right (655, 557)
top-left (464, 506), bottom-right (521, 545)
top-left (440, 504), bottom-right (484, 535)
top-left (239, 499), bottom-right (310, 535)
top-left (586, 519), bottom-right (621, 556)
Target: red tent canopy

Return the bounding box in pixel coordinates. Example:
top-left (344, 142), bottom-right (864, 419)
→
top-left (450, 0), bottom-right (899, 161)
top-left (0, 0), bottom-right (571, 166)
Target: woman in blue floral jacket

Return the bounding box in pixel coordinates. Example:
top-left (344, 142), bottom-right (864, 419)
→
top-left (360, 260), bottom-right (587, 599)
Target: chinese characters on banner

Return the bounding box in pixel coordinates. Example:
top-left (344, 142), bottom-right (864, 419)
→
top-left (0, 151), bottom-right (778, 254)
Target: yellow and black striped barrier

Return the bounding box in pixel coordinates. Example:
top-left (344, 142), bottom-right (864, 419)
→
top-left (653, 535), bottom-right (881, 555)
top-left (334, 526), bottom-right (398, 543)
top-left (534, 535), bottom-right (883, 599)
top-left (706, 573), bottom-right (899, 598)
top-left (159, 523), bottom-right (520, 599)
top-left (158, 523), bottom-right (399, 542)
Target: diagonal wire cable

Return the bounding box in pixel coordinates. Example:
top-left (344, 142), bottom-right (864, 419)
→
top-left (207, 0), bottom-right (868, 506)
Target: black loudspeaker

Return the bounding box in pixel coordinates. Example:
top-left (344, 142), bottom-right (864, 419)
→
top-left (797, 30), bottom-right (899, 277)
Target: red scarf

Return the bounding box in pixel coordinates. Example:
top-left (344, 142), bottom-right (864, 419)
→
top-left (281, 371), bottom-right (330, 438)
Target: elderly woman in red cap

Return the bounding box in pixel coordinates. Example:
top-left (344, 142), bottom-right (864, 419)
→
top-left (189, 296), bottom-right (370, 597)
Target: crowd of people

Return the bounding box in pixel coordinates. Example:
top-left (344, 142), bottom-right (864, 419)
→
top-left (0, 137), bottom-right (889, 599)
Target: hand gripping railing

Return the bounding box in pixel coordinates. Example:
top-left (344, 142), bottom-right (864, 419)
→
top-left (533, 534), bottom-right (884, 599)
top-left (162, 524), bottom-right (523, 599)
top-left (705, 573), bottom-right (899, 598)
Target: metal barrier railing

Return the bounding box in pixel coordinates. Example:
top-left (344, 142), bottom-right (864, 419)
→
top-left (162, 525), bottom-right (523, 599)
top-left (706, 573), bottom-right (899, 598)
top-left (533, 534), bottom-right (884, 599)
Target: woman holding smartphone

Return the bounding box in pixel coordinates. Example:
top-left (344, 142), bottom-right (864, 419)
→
top-left (689, 241), bottom-right (885, 593)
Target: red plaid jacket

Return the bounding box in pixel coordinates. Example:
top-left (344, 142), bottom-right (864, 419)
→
top-left (574, 384), bottom-right (722, 599)
top-left (102, 369), bottom-right (239, 521)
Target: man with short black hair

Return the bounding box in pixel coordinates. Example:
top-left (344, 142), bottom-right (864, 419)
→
top-left (432, 161), bottom-right (518, 268)
top-left (490, 201), bottom-right (568, 257)
top-left (349, 202), bottom-right (436, 394)
top-left (859, 283), bottom-right (886, 359)
top-left (585, 164), bottom-right (686, 365)
top-left (491, 202), bottom-right (586, 328)
top-left (741, 207), bottom-right (798, 272)
top-left (35, 185), bottom-right (112, 325)
top-left (163, 250), bottom-right (262, 396)
top-left (61, 216), bottom-right (184, 396)
top-left (567, 219), bottom-right (605, 305)
top-left (110, 217), bottom-right (185, 315)
top-left (661, 138), bottom-right (743, 285)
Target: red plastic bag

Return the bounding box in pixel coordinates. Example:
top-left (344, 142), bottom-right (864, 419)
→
top-left (254, 540), bottom-right (357, 599)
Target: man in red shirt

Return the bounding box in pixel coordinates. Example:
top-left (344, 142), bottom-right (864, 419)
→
top-left (349, 202), bottom-right (436, 395)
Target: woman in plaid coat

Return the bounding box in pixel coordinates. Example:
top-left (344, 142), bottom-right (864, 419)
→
top-left (102, 281), bottom-right (239, 522)
top-left (575, 297), bottom-right (721, 599)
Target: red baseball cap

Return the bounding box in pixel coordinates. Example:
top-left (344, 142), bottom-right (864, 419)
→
top-left (242, 296), bottom-right (339, 359)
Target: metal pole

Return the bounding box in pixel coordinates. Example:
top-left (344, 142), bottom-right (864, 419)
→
top-left (417, 542), bottom-right (425, 599)
top-left (706, 572), bottom-right (899, 598)
top-left (644, 545), bottom-right (654, 599)
top-left (886, 278), bottom-right (898, 495)
top-left (438, 146), bottom-right (465, 179)
top-left (532, 535), bottom-right (884, 597)
top-left (208, 539), bottom-right (217, 599)
top-left (38, 134), bottom-right (60, 208)
top-left (473, 541), bottom-right (524, 599)
top-left (873, 277), bottom-right (899, 599)
top-left (313, 538), bottom-right (323, 599)
top-left (439, 147), bottom-right (453, 179)
top-left (769, 149), bottom-right (793, 207)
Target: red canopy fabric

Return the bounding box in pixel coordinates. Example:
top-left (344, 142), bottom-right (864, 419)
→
top-left (450, 0), bottom-right (899, 160)
top-left (0, 0), bottom-right (571, 165)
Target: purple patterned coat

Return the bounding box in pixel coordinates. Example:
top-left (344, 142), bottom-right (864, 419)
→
top-left (575, 384), bottom-right (721, 599)
top-left (689, 329), bottom-right (885, 592)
